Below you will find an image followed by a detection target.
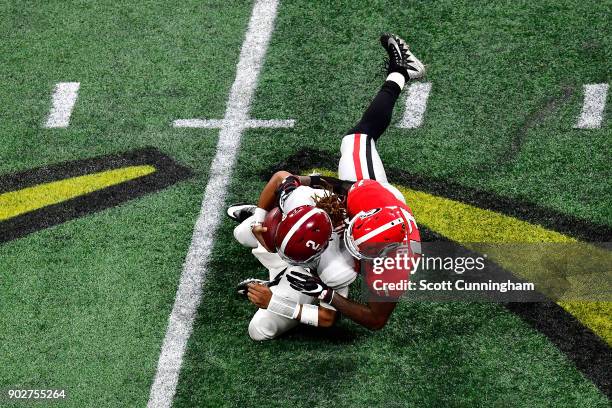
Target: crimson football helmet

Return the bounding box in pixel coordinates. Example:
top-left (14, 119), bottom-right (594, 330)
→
top-left (274, 205), bottom-right (333, 265)
top-left (344, 207), bottom-right (414, 259)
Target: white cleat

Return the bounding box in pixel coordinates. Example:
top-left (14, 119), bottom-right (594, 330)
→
top-left (226, 203), bottom-right (256, 223)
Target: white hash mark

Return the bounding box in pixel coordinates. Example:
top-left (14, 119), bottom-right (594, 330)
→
top-left (44, 82), bottom-right (80, 128)
top-left (574, 83), bottom-right (608, 129)
top-left (398, 82), bottom-right (432, 129)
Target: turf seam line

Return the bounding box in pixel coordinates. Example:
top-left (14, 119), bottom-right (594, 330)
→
top-left (44, 82), bottom-right (80, 128)
top-left (502, 87), bottom-right (574, 164)
top-left (574, 83), bottom-right (608, 129)
top-left (147, 2), bottom-right (281, 407)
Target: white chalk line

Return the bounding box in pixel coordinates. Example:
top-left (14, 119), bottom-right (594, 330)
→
top-left (147, 1), bottom-right (281, 407)
top-left (574, 83), bottom-right (608, 129)
top-left (398, 82), bottom-right (432, 129)
top-left (44, 82), bottom-right (80, 128)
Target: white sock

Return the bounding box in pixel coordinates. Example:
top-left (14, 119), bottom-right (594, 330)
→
top-left (386, 72), bottom-right (406, 90)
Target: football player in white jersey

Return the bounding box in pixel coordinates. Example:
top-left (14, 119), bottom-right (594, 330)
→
top-left (229, 32), bottom-right (425, 338)
top-left (229, 172), bottom-right (357, 341)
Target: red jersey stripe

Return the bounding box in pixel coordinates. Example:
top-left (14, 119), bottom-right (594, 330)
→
top-left (352, 133), bottom-right (363, 180)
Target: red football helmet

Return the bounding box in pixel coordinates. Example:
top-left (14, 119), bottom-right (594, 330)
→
top-left (274, 205), bottom-right (333, 265)
top-left (344, 207), bottom-right (414, 259)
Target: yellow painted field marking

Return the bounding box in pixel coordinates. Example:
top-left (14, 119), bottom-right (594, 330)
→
top-left (313, 169), bottom-right (611, 344)
top-left (0, 165), bottom-right (156, 221)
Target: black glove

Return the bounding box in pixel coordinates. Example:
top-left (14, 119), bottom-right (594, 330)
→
top-left (287, 270), bottom-right (334, 303)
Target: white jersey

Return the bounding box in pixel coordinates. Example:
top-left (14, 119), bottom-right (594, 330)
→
top-left (233, 183), bottom-right (357, 330)
top-left (279, 185), bottom-right (325, 213)
top-left (281, 185), bottom-right (357, 293)
top-left (315, 232), bottom-right (356, 289)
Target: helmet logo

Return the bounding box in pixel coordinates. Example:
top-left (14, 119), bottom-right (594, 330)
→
top-left (306, 240), bottom-right (321, 250)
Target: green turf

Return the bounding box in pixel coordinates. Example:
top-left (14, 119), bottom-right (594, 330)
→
top-left (0, 0), bottom-right (610, 407)
top-left (0, 0), bottom-right (253, 406)
top-left (177, 0), bottom-right (610, 406)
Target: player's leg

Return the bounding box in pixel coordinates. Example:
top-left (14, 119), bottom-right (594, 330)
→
top-left (241, 247), bottom-right (312, 341)
top-left (346, 79), bottom-right (404, 143)
top-left (338, 33), bottom-right (425, 182)
top-left (248, 265), bottom-right (314, 341)
top-left (250, 244), bottom-right (287, 278)
top-left (338, 81), bottom-right (402, 183)
top-left (233, 215), bottom-right (259, 248)
top-left (228, 204), bottom-right (260, 248)
top-left (248, 308), bottom-right (298, 341)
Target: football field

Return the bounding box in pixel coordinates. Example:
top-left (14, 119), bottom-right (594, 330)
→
top-left (0, 0), bottom-right (610, 407)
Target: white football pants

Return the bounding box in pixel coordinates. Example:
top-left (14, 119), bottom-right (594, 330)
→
top-left (338, 133), bottom-right (406, 203)
top-left (233, 217), bottom-right (314, 341)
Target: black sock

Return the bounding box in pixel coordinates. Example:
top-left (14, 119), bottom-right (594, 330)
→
top-left (347, 80), bottom-right (402, 141)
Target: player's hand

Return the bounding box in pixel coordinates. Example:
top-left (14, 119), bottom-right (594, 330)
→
top-left (286, 270), bottom-right (334, 303)
top-left (247, 282), bottom-right (272, 309)
top-left (276, 175), bottom-right (301, 196)
top-left (251, 224), bottom-right (272, 252)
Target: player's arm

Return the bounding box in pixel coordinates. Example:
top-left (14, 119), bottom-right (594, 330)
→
top-left (256, 171), bottom-right (352, 212)
top-left (286, 270), bottom-right (396, 330)
top-left (251, 170), bottom-right (295, 249)
top-left (246, 283), bottom-right (337, 327)
top-left (328, 295), bottom-right (396, 330)
top-left (296, 304), bottom-right (337, 327)
top-left (298, 175), bottom-right (353, 197)
top-left (257, 170), bottom-right (293, 210)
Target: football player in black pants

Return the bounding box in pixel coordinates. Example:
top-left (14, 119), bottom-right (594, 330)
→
top-left (229, 33), bottom-right (425, 333)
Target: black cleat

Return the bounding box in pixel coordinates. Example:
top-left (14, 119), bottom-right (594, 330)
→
top-left (380, 33), bottom-right (425, 80)
top-left (226, 203), bottom-right (256, 223)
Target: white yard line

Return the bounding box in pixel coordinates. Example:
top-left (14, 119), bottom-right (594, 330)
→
top-left (147, 1), bottom-right (281, 407)
top-left (574, 83), bottom-right (608, 129)
top-left (173, 119), bottom-right (226, 128)
top-left (397, 82), bottom-right (432, 129)
top-left (44, 82), bottom-right (80, 128)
